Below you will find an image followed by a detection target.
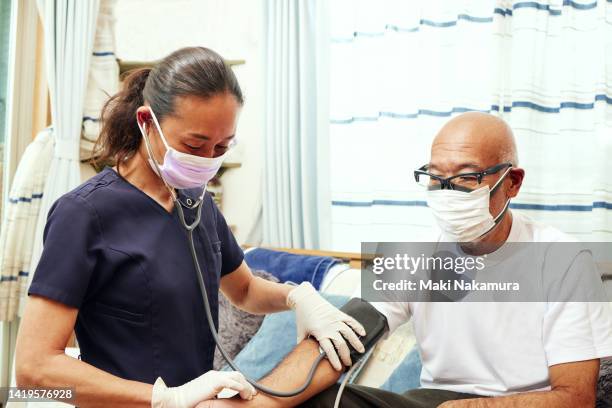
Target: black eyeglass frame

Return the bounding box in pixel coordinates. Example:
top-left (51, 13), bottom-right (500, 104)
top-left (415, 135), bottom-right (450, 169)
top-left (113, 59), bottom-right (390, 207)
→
top-left (414, 162), bottom-right (513, 192)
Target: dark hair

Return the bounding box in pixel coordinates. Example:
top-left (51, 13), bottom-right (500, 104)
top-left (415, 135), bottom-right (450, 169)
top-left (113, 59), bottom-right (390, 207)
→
top-left (92, 46), bottom-right (243, 167)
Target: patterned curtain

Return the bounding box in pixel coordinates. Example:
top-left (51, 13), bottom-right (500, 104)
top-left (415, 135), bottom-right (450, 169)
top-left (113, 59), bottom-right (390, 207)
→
top-left (0, 129), bottom-right (53, 321)
top-left (81, 0), bottom-right (119, 160)
top-left (329, 0), bottom-right (612, 251)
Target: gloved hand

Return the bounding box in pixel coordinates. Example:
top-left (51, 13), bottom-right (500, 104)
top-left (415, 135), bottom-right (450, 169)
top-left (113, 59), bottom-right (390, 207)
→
top-left (287, 282), bottom-right (366, 371)
top-left (151, 370), bottom-right (256, 408)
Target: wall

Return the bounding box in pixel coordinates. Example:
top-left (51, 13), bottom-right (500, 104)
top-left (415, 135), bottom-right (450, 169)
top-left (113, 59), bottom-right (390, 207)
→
top-left (114, 0), bottom-right (264, 244)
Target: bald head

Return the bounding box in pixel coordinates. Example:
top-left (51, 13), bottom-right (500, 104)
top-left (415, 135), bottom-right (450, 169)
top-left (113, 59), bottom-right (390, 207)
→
top-left (429, 112), bottom-right (517, 175)
top-left (425, 112), bottom-right (525, 245)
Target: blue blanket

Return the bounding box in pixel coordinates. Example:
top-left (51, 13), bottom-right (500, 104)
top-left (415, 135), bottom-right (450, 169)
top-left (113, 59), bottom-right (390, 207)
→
top-left (244, 248), bottom-right (338, 290)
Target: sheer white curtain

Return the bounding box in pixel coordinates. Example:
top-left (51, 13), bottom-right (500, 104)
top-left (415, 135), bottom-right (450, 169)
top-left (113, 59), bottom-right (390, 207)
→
top-left (27, 0), bottom-right (99, 299)
top-left (329, 0), bottom-right (612, 251)
top-left (262, 0), bottom-right (331, 248)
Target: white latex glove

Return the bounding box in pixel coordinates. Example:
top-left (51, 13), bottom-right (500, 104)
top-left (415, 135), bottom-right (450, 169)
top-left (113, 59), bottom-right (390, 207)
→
top-left (151, 370), bottom-right (256, 408)
top-left (287, 282), bottom-right (366, 371)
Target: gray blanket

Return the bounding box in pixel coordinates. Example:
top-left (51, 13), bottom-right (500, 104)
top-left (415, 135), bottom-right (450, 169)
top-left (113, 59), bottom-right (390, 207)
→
top-left (597, 358), bottom-right (612, 408)
top-left (213, 270), bottom-right (280, 370)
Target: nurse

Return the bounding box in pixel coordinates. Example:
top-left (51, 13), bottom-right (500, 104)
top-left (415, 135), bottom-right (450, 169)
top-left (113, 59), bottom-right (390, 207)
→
top-left (15, 47), bottom-right (365, 408)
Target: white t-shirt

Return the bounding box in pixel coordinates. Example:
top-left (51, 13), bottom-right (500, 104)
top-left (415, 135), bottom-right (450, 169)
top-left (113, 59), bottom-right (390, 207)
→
top-left (372, 211), bottom-right (612, 396)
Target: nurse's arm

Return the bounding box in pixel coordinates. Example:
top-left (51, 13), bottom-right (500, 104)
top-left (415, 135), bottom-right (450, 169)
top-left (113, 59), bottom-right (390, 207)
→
top-left (16, 295), bottom-right (154, 408)
top-left (220, 261), bottom-right (293, 314)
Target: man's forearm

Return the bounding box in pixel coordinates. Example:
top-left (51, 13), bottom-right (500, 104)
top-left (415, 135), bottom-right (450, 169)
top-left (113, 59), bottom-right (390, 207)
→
top-left (443, 388), bottom-right (594, 408)
top-left (251, 337), bottom-right (341, 407)
top-left (197, 338), bottom-right (341, 408)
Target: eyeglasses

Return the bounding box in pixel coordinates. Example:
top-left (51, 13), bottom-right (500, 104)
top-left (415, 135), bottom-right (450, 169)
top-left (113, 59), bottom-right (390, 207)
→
top-left (414, 162), bottom-right (512, 192)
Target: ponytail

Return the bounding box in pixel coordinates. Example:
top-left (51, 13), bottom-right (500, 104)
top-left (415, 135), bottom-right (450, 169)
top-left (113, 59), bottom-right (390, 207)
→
top-left (92, 68), bottom-right (151, 168)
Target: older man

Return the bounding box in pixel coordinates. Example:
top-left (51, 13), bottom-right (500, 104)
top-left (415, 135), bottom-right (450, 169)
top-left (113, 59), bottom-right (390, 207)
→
top-left (200, 112), bottom-right (612, 408)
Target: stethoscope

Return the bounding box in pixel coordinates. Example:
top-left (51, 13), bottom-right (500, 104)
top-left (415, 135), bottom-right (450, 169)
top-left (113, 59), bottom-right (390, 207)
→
top-left (141, 122), bottom-right (326, 398)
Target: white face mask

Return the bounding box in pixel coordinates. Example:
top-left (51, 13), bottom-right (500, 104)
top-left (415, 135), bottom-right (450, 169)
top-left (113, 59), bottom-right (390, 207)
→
top-left (426, 169), bottom-right (511, 242)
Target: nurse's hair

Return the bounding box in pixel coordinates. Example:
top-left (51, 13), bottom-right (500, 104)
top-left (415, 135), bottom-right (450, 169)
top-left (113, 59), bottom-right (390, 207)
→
top-left (93, 46), bottom-right (244, 167)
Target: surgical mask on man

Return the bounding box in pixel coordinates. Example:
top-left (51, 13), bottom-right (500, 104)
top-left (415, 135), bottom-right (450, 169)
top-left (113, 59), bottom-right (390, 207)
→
top-left (426, 168), bottom-right (511, 242)
top-left (137, 108), bottom-right (228, 190)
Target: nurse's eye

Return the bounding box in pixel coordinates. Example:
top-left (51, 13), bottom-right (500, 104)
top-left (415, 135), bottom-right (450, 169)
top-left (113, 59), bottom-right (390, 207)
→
top-left (184, 143), bottom-right (202, 151)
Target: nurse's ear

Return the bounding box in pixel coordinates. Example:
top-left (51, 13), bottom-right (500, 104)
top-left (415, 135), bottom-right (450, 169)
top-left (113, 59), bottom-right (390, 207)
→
top-left (136, 107), bottom-right (153, 130)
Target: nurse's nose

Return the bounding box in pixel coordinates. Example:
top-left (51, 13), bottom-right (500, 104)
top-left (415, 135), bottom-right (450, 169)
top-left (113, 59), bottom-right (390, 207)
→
top-left (199, 144), bottom-right (216, 158)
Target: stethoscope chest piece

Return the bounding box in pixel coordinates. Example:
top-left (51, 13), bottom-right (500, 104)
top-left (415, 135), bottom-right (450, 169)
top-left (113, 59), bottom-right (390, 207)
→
top-left (175, 197), bottom-right (204, 232)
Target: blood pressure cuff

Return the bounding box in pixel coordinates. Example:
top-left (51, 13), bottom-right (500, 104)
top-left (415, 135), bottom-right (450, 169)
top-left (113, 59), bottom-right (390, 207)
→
top-left (340, 298), bottom-right (389, 363)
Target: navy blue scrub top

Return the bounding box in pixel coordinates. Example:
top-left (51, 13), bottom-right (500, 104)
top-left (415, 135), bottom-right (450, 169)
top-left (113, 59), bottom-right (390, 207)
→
top-left (28, 167), bottom-right (244, 387)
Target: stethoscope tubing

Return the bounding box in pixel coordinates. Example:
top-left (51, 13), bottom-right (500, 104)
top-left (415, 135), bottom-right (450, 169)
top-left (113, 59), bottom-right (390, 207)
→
top-left (177, 199), bottom-right (325, 397)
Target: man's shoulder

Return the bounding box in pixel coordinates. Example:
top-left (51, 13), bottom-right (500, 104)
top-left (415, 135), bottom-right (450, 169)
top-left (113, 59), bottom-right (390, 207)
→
top-left (512, 211), bottom-right (578, 243)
